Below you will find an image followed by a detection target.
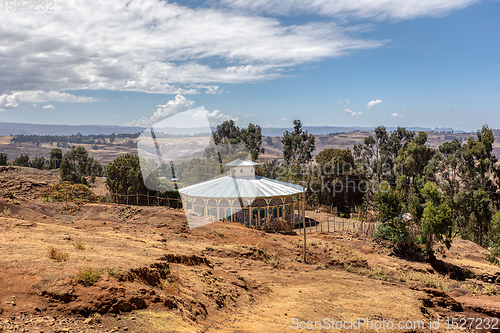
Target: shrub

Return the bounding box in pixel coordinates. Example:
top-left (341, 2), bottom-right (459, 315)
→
top-left (48, 247), bottom-right (69, 262)
top-left (264, 250), bottom-right (283, 269)
top-left (482, 283), bottom-right (498, 295)
top-left (156, 281), bottom-right (179, 294)
top-left (40, 182), bottom-right (100, 203)
top-left (2, 207), bottom-right (11, 216)
top-left (106, 267), bottom-right (122, 277)
top-left (72, 241), bottom-right (85, 250)
top-left (75, 267), bottom-right (102, 286)
top-left (262, 218), bottom-right (294, 233)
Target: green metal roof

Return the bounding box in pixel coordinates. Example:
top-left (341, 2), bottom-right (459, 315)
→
top-left (179, 175), bottom-right (304, 199)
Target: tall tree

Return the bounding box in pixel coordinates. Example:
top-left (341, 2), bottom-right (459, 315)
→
top-left (48, 148), bottom-right (63, 169)
top-left (211, 120), bottom-right (265, 161)
top-left (213, 120), bottom-right (241, 145)
top-left (105, 154), bottom-right (149, 199)
top-left (60, 146), bottom-right (102, 185)
top-left (456, 125), bottom-right (499, 246)
top-left (282, 120), bottom-right (315, 165)
top-left (0, 153), bottom-right (7, 166)
top-left (314, 148), bottom-right (366, 214)
top-left (31, 156), bottom-right (46, 170)
top-left (13, 153), bottom-right (30, 167)
top-left (420, 181), bottom-right (453, 254)
top-left (241, 123), bottom-right (265, 161)
top-left (61, 146), bottom-right (89, 185)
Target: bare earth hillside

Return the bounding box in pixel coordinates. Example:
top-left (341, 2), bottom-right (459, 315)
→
top-left (1, 167), bottom-right (500, 332)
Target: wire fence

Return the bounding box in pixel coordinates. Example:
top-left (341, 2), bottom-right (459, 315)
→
top-left (112, 192), bottom-right (183, 209)
top-left (106, 195), bottom-right (417, 240)
top-left (296, 210), bottom-right (422, 239)
top-left (295, 212), bottom-right (379, 238)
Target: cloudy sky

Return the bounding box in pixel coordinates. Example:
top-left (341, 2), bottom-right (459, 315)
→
top-left (0, 0), bottom-right (499, 131)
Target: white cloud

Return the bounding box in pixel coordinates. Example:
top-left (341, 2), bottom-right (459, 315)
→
top-left (207, 109), bottom-right (236, 123)
top-left (219, 0), bottom-right (478, 20)
top-left (367, 99), bottom-right (383, 109)
top-left (16, 91), bottom-right (98, 103)
top-left (391, 112), bottom-right (403, 117)
top-left (0, 0), bottom-right (479, 111)
top-left (205, 86), bottom-right (223, 95)
top-left (0, 0), bottom-right (386, 99)
top-left (280, 117), bottom-right (288, 121)
top-left (337, 99), bottom-right (350, 105)
top-left (43, 105), bottom-right (55, 110)
top-left (344, 108), bottom-right (362, 117)
top-left (0, 91), bottom-right (97, 111)
top-left (244, 114), bottom-right (254, 117)
top-left (0, 93), bottom-right (20, 111)
top-left (128, 94), bottom-right (195, 126)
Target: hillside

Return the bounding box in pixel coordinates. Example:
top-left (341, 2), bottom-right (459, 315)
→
top-left (1, 167), bottom-right (500, 332)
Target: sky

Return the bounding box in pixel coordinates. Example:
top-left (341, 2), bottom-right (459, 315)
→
top-left (0, 0), bottom-right (499, 132)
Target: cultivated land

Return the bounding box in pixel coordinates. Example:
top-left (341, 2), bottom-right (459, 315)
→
top-left (2, 129), bottom-right (500, 165)
top-left (1, 167), bottom-right (500, 332)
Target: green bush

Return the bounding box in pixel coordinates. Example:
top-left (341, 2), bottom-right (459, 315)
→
top-left (75, 267), bottom-right (102, 286)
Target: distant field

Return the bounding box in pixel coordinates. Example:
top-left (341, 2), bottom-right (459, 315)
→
top-left (2, 129), bottom-right (500, 165)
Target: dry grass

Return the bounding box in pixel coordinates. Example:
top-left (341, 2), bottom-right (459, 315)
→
top-left (157, 281), bottom-right (179, 295)
top-left (264, 250), bottom-right (284, 269)
top-left (2, 207), bottom-right (11, 216)
top-left (397, 270), bottom-right (450, 291)
top-left (358, 266), bottom-right (389, 281)
top-left (122, 310), bottom-right (195, 333)
top-left (47, 246), bottom-right (69, 262)
top-left (214, 229), bottom-right (225, 238)
top-left (482, 283), bottom-right (498, 295)
top-left (345, 264), bottom-right (388, 281)
top-left (460, 282), bottom-right (498, 296)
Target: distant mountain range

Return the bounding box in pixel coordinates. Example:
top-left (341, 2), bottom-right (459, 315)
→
top-left (0, 122), bottom-right (145, 136)
top-left (262, 126), bottom-right (467, 136)
top-left (0, 121), bottom-right (467, 136)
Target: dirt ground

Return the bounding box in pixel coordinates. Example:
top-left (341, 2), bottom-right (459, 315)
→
top-left (1, 167), bottom-right (500, 332)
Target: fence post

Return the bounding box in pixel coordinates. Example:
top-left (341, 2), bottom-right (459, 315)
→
top-left (127, 194), bottom-right (129, 205)
top-left (147, 193), bottom-right (149, 206)
top-left (137, 193), bottom-right (139, 206)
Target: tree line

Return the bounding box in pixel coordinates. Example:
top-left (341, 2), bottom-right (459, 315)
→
top-left (7, 120), bottom-right (500, 262)
top-left (0, 147), bottom-right (103, 185)
top-left (10, 132), bottom-right (140, 146)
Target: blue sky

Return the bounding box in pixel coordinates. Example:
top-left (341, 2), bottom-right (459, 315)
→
top-left (0, 0), bottom-right (499, 131)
